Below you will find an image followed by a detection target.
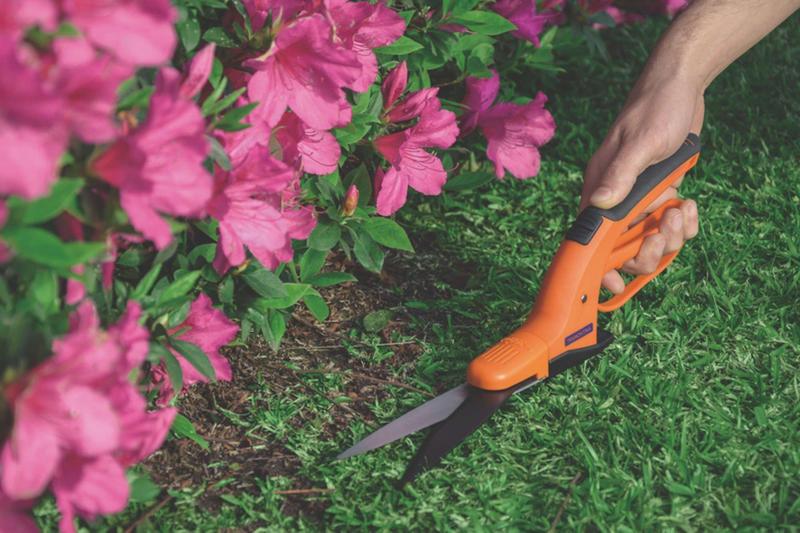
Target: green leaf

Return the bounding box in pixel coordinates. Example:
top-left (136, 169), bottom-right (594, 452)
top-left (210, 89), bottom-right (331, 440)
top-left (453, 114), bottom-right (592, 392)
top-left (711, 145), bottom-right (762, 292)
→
top-left (1, 227), bottom-right (105, 268)
top-left (299, 248), bottom-right (327, 280)
top-left (216, 102), bottom-right (258, 131)
top-left (157, 271), bottom-right (201, 305)
top-left (352, 232), bottom-right (384, 273)
top-left (171, 339), bottom-right (216, 381)
top-left (242, 266), bottom-right (287, 298)
top-left (206, 87), bottom-right (247, 116)
top-left (248, 308), bottom-right (286, 350)
top-left (363, 309), bottom-right (392, 333)
top-left (201, 76), bottom-right (228, 115)
top-left (165, 299), bottom-right (192, 329)
top-left (187, 243), bottom-right (217, 264)
top-left (332, 117), bottom-right (372, 146)
top-left (171, 413), bottom-right (209, 449)
top-left (218, 275), bottom-right (234, 304)
top-left (29, 270), bottom-right (59, 316)
top-left (8, 178), bottom-right (84, 225)
top-left (363, 218), bottom-right (414, 252)
top-left (117, 86), bottom-right (153, 111)
top-left (306, 272), bottom-right (357, 287)
top-left (466, 42), bottom-right (495, 77)
top-left (151, 342), bottom-right (184, 394)
top-left (207, 135), bottom-right (232, 171)
top-left (203, 27), bottom-right (237, 47)
top-left (128, 472), bottom-right (162, 503)
top-left (451, 11), bottom-right (516, 35)
top-left (131, 263), bottom-right (162, 300)
top-left (444, 170), bottom-right (495, 192)
top-left (308, 221), bottom-right (342, 251)
top-left (377, 36), bottom-right (424, 55)
top-left (252, 283), bottom-right (311, 310)
top-left (177, 17), bottom-right (201, 51)
top-left (303, 293), bottom-right (330, 321)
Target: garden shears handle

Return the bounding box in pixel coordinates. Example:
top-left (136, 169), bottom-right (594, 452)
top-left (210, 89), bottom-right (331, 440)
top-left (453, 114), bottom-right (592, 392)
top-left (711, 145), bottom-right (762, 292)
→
top-left (467, 134), bottom-right (702, 390)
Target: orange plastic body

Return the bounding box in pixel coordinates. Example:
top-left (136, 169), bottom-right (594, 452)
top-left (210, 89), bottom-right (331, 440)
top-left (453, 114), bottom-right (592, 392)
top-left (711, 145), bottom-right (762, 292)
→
top-left (467, 153), bottom-right (700, 391)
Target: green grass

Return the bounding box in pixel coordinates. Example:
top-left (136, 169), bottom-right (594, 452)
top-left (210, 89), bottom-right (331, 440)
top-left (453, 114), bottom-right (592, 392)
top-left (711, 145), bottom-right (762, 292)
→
top-left (47, 15), bottom-right (800, 532)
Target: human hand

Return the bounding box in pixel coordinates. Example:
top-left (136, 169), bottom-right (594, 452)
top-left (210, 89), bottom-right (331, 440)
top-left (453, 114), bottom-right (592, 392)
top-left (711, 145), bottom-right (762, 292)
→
top-left (580, 75), bottom-right (704, 294)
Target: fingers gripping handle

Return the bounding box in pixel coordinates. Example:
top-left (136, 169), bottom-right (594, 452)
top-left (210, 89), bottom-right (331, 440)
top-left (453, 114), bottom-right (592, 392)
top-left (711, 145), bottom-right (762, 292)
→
top-left (598, 198), bottom-right (684, 312)
top-left (569, 134), bottom-right (701, 312)
top-left (565, 134), bottom-right (701, 245)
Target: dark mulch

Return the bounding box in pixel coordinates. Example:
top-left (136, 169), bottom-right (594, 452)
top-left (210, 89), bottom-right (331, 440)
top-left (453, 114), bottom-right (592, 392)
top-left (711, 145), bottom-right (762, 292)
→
top-left (141, 249), bottom-right (471, 522)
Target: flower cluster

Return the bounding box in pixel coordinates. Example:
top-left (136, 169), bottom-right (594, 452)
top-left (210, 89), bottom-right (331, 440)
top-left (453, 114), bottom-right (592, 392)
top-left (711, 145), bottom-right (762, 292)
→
top-left (1, 303), bottom-right (175, 533)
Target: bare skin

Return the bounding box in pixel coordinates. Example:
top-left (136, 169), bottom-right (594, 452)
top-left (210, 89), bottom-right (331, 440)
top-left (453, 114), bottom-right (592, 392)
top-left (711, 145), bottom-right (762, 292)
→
top-left (582, 0), bottom-right (800, 293)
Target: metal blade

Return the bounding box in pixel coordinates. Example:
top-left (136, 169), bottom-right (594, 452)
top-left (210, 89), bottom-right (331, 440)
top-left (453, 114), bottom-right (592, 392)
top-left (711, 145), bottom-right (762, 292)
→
top-left (336, 384), bottom-right (470, 460)
top-left (399, 378), bottom-right (541, 486)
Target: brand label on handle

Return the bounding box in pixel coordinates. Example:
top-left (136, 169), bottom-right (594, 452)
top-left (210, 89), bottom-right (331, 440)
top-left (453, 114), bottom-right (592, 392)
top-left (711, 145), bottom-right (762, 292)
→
top-left (565, 323), bottom-right (593, 346)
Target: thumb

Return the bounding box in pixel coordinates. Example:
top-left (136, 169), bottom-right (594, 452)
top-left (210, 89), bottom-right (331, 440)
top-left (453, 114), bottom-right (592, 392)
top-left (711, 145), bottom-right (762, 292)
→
top-left (589, 141), bottom-right (655, 209)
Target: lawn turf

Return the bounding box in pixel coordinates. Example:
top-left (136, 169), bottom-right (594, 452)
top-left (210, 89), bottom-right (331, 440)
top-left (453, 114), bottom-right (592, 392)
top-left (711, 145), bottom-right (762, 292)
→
top-left (41, 14), bottom-right (800, 532)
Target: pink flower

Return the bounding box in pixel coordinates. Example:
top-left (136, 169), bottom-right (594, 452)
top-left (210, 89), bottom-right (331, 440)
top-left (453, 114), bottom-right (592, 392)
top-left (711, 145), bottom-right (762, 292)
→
top-left (54, 37), bottom-right (133, 143)
top-left (373, 63), bottom-right (458, 216)
top-left (491, 0), bottom-right (558, 46)
top-left (215, 97), bottom-right (272, 168)
top-left (325, 0), bottom-right (406, 92)
top-left (381, 59), bottom-right (408, 111)
top-left (0, 302), bottom-right (175, 531)
top-left (208, 146), bottom-right (316, 273)
top-left (63, 0), bottom-right (177, 66)
top-left (241, 0), bottom-right (308, 32)
top-left (51, 455), bottom-right (129, 533)
top-left (181, 44), bottom-right (216, 99)
top-left (0, 39), bottom-right (67, 200)
top-left (0, 490), bottom-right (36, 533)
top-left (0, 0), bottom-right (57, 42)
top-left (459, 70), bottom-right (501, 135)
top-left (246, 14), bottom-right (362, 130)
top-left (274, 111), bottom-right (341, 175)
top-left (152, 294), bottom-right (239, 404)
top-left (92, 67), bottom-right (212, 249)
top-left (461, 72), bottom-right (555, 180)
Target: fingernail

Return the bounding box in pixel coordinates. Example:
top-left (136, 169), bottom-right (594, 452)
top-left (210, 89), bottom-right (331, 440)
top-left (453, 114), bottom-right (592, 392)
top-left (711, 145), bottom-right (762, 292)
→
top-left (671, 213), bottom-right (682, 230)
top-left (590, 187), bottom-right (613, 205)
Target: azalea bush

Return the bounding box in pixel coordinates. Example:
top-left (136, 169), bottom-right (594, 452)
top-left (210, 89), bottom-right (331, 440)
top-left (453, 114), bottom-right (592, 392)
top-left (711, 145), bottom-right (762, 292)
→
top-left (0, 0), bottom-right (686, 530)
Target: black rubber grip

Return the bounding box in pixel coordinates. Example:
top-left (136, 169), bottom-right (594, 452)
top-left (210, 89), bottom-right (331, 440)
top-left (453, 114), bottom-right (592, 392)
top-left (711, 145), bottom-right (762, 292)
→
top-left (566, 134), bottom-right (701, 245)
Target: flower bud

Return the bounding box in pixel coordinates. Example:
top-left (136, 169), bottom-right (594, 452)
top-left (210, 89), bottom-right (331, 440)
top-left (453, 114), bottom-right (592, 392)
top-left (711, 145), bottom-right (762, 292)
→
top-left (342, 185), bottom-right (359, 216)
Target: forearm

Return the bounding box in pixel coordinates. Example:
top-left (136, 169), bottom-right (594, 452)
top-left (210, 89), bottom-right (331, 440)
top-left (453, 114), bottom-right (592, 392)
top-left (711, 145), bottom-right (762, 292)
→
top-left (638, 0), bottom-right (800, 93)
